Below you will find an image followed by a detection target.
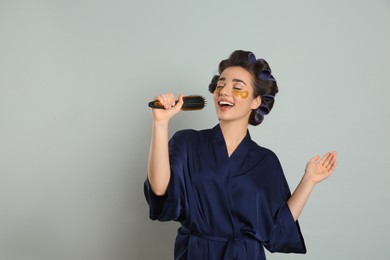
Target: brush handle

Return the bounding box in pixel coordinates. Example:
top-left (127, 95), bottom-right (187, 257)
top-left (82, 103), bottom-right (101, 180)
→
top-left (148, 95), bottom-right (206, 111)
top-left (148, 100), bottom-right (179, 109)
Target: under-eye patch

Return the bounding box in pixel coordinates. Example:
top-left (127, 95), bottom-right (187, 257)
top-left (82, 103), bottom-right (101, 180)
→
top-left (232, 89), bottom-right (249, 99)
top-left (214, 87), bottom-right (249, 99)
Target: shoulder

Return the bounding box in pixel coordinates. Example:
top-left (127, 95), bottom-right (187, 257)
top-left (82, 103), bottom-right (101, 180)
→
top-left (171, 128), bottom-right (212, 144)
top-left (250, 142), bottom-right (282, 167)
top-left (173, 128), bottom-right (210, 138)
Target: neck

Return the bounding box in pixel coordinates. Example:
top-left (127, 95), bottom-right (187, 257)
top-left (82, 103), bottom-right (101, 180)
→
top-left (219, 120), bottom-right (248, 156)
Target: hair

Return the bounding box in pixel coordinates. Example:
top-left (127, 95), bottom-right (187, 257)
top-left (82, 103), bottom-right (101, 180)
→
top-left (208, 50), bottom-right (279, 125)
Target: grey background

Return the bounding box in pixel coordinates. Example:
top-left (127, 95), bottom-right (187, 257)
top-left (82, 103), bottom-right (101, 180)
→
top-left (0, 0), bottom-right (389, 259)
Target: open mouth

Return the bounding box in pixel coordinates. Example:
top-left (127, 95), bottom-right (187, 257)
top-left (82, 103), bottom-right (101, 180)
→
top-left (218, 101), bottom-right (234, 107)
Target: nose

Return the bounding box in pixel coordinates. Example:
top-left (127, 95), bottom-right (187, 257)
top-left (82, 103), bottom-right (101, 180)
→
top-left (218, 85), bottom-right (231, 96)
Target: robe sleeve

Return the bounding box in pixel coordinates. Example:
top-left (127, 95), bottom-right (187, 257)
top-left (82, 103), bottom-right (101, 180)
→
top-left (144, 131), bottom-right (187, 222)
top-left (265, 202), bottom-right (306, 253)
top-left (263, 152), bottom-right (306, 254)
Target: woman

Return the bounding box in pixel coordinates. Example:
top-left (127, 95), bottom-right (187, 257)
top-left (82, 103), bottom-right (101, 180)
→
top-left (144, 50), bottom-right (337, 259)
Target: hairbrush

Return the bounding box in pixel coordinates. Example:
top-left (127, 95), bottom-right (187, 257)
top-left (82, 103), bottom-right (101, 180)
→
top-left (148, 95), bottom-right (206, 111)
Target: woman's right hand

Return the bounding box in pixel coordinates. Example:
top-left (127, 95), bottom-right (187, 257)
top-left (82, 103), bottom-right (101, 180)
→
top-left (151, 93), bottom-right (184, 122)
top-left (148, 93), bottom-right (183, 196)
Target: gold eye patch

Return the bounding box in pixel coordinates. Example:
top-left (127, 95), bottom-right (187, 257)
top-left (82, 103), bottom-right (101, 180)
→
top-left (214, 87), bottom-right (222, 96)
top-left (232, 90), bottom-right (249, 99)
top-left (214, 87), bottom-right (249, 99)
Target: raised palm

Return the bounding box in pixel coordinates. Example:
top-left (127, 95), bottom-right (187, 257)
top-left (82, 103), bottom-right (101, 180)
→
top-left (305, 152), bottom-right (337, 184)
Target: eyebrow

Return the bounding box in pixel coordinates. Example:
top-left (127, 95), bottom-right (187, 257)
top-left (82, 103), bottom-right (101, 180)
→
top-left (217, 77), bottom-right (247, 86)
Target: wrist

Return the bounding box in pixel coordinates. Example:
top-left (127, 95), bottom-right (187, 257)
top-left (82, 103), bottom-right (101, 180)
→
top-left (153, 119), bottom-right (169, 128)
top-left (301, 173), bottom-right (317, 188)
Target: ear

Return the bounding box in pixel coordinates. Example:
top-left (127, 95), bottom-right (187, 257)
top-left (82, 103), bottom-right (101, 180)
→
top-left (251, 96), bottom-right (261, 110)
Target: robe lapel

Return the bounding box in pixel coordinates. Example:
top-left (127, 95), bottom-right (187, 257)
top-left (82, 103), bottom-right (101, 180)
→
top-left (211, 124), bottom-right (253, 177)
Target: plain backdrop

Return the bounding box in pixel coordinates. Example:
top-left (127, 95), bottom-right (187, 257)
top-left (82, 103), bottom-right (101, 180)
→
top-left (0, 0), bottom-right (389, 259)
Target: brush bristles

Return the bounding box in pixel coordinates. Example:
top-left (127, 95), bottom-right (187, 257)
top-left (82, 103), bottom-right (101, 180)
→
top-left (181, 95), bottom-right (206, 111)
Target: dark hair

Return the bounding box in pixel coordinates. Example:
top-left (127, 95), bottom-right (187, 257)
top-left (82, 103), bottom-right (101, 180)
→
top-left (209, 50), bottom-right (278, 125)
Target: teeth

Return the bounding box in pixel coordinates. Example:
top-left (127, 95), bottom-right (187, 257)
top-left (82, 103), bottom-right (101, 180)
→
top-left (219, 101), bottom-right (234, 106)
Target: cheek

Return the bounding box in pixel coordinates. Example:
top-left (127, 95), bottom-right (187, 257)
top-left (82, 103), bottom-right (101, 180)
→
top-left (232, 90), bottom-right (249, 99)
top-left (213, 92), bottom-right (219, 104)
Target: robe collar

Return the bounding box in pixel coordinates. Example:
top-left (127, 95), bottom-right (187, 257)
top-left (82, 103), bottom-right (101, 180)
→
top-left (211, 124), bottom-right (253, 160)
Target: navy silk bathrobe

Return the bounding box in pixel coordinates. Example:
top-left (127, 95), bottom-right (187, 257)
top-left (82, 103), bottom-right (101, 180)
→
top-left (144, 124), bottom-right (306, 259)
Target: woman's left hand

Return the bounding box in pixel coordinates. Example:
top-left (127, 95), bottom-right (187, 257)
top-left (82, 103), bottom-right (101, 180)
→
top-left (304, 151), bottom-right (337, 184)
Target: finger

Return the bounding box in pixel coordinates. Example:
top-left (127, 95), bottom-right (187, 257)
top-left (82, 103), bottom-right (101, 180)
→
top-left (325, 151), bottom-right (337, 166)
top-left (328, 152), bottom-right (337, 171)
top-left (155, 94), bottom-right (167, 108)
top-left (328, 151), bottom-right (337, 163)
top-left (162, 93), bottom-right (173, 109)
top-left (309, 155), bottom-right (320, 165)
top-left (159, 93), bottom-right (175, 109)
top-left (153, 95), bottom-right (166, 108)
top-left (329, 160), bottom-right (337, 172)
top-left (320, 153), bottom-right (334, 169)
top-left (168, 93), bottom-right (176, 107)
top-left (319, 152), bottom-right (331, 163)
top-left (177, 94), bottom-right (184, 104)
top-left (174, 94), bottom-right (184, 110)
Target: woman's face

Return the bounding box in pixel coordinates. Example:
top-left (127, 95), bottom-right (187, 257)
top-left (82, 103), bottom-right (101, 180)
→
top-left (213, 66), bottom-right (261, 124)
